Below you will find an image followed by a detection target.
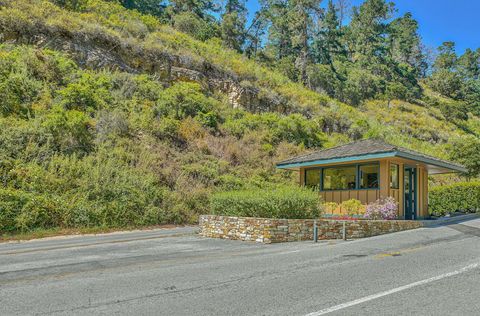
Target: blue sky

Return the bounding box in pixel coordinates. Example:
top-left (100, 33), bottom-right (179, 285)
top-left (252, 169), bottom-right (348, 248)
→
top-left (245, 0), bottom-right (480, 54)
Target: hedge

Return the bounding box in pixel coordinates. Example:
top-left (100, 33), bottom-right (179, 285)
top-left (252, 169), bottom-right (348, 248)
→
top-left (210, 186), bottom-right (322, 219)
top-left (429, 182), bottom-right (480, 216)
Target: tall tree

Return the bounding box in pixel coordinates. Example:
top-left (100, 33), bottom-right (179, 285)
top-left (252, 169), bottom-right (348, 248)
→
top-left (388, 12), bottom-right (425, 75)
top-left (262, 0), bottom-right (294, 60)
top-left (244, 10), bottom-right (269, 57)
top-left (312, 0), bottom-right (343, 65)
top-left (169, 0), bottom-right (219, 18)
top-left (347, 0), bottom-right (393, 63)
top-left (335, 0), bottom-right (350, 26)
top-left (434, 41), bottom-right (457, 71)
top-left (119, 0), bottom-right (167, 18)
top-left (428, 42), bottom-right (462, 98)
top-left (457, 48), bottom-right (480, 80)
top-left (220, 0), bottom-right (247, 51)
top-left (288, 0), bottom-right (322, 83)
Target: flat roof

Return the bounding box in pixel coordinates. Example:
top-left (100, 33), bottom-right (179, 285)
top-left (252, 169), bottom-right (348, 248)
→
top-left (276, 139), bottom-right (467, 174)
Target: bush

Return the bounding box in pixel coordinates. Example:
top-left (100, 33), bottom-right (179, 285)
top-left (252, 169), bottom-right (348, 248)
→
top-left (0, 189), bottom-right (66, 233)
top-left (0, 189), bottom-right (30, 233)
top-left (15, 195), bottom-right (65, 231)
top-left (340, 199), bottom-right (363, 216)
top-left (364, 197), bottom-right (398, 220)
top-left (155, 82), bottom-right (219, 120)
top-left (173, 12), bottom-right (220, 41)
top-left (323, 202), bottom-right (339, 214)
top-left (58, 72), bottom-right (113, 111)
top-left (210, 186), bottom-right (322, 219)
top-left (429, 182), bottom-right (480, 216)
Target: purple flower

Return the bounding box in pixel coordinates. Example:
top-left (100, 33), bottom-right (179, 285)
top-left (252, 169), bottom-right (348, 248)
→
top-left (364, 197), bottom-right (398, 220)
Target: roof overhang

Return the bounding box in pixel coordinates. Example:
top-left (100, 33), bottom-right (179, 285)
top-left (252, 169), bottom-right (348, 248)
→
top-left (277, 152), bottom-right (396, 170)
top-left (276, 150), bottom-right (467, 174)
top-left (394, 151), bottom-right (467, 174)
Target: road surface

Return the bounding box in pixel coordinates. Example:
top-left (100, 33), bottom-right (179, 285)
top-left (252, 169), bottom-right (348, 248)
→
top-left (1, 219), bottom-right (480, 315)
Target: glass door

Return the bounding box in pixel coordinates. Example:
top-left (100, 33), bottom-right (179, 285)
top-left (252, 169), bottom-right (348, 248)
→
top-left (404, 167), bottom-right (417, 220)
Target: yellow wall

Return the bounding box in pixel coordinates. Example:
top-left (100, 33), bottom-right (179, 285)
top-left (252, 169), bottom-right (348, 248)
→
top-left (299, 158), bottom-right (429, 219)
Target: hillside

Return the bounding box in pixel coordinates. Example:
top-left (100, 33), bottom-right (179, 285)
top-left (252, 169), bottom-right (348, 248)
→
top-left (0, 0), bottom-right (479, 233)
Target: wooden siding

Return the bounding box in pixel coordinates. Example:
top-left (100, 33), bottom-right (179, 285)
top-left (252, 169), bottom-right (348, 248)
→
top-left (417, 166), bottom-right (429, 218)
top-left (320, 190), bottom-right (380, 214)
top-left (300, 157), bottom-right (430, 219)
top-left (398, 162), bottom-right (405, 218)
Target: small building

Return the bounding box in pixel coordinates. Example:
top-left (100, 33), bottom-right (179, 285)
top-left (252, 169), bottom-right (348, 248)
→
top-left (276, 139), bottom-right (467, 219)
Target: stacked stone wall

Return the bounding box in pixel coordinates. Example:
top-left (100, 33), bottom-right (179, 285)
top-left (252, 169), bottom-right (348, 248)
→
top-left (199, 215), bottom-right (423, 243)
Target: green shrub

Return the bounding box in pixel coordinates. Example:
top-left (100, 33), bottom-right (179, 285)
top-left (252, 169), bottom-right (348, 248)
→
top-left (155, 82), bottom-right (219, 120)
top-left (210, 186), bottom-right (322, 219)
top-left (15, 195), bottom-right (65, 231)
top-left (173, 12), bottom-right (220, 41)
top-left (58, 72), bottom-right (113, 111)
top-left (0, 189), bottom-right (66, 233)
top-left (340, 199), bottom-right (364, 216)
top-left (323, 202), bottom-right (338, 214)
top-left (429, 182), bottom-right (480, 216)
top-left (0, 189), bottom-right (30, 233)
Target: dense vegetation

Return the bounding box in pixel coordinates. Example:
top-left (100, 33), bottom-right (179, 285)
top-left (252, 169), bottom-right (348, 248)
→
top-left (211, 186), bottom-right (321, 219)
top-left (429, 182), bottom-right (480, 216)
top-left (0, 0), bottom-right (478, 233)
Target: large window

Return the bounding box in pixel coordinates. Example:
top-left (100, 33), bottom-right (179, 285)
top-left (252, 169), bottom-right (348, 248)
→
top-left (305, 169), bottom-right (320, 188)
top-left (390, 164), bottom-right (399, 189)
top-left (359, 164), bottom-right (379, 189)
top-left (322, 166), bottom-right (357, 190)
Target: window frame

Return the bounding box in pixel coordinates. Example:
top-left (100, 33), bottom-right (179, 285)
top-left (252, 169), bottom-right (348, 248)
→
top-left (358, 163), bottom-right (380, 190)
top-left (390, 163), bottom-right (400, 189)
top-left (304, 162), bottom-right (380, 191)
top-left (304, 168), bottom-right (321, 189)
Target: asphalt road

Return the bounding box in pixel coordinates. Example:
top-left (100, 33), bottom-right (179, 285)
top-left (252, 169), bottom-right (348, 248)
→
top-left (1, 219), bottom-right (480, 316)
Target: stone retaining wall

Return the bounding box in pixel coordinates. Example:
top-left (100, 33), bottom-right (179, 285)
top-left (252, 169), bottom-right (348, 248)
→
top-left (199, 215), bottom-right (423, 243)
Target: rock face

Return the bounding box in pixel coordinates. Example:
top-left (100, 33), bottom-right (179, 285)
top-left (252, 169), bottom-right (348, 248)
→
top-left (199, 215), bottom-right (423, 243)
top-left (0, 16), bottom-right (281, 112)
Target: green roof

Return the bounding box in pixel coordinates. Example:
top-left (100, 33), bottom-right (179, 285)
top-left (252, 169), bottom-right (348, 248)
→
top-left (276, 139), bottom-right (467, 174)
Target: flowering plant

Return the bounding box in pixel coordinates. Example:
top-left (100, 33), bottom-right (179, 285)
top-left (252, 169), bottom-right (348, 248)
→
top-left (364, 197), bottom-right (398, 220)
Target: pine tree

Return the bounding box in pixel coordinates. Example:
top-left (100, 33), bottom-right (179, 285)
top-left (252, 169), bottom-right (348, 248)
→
top-left (347, 0), bottom-right (393, 63)
top-left (428, 42), bottom-right (462, 98)
top-left (220, 0), bottom-right (247, 51)
top-left (434, 41), bottom-right (457, 71)
top-left (119, 0), bottom-right (167, 19)
top-left (169, 0), bottom-right (219, 18)
top-left (262, 0), bottom-right (294, 60)
top-left (388, 12), bottom-right (425, 75)
top-left (457, 48), bottom-right (480, 80)
top-left (312, 0), bottom-right (343, 65)
top-left (288, 0), bottom-right (322, 83)
top-left (244, 10), bottom-right (269, 57)
top-left (335, 0), bottom-right (350, 26)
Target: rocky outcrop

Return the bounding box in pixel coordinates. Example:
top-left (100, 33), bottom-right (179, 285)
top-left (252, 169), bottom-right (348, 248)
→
top-left (0, 10), bottom-right (284, 112)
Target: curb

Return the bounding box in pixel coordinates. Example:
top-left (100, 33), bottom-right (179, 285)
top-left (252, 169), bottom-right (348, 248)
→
top-left (421, 213), bottom-right (480, 227)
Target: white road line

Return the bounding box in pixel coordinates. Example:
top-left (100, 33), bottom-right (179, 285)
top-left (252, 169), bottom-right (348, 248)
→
top-left (305, 262), bottom-right (480, 316)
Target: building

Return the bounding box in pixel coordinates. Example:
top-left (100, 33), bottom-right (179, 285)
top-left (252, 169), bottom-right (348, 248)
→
top-left (276, 139), bottom-right (467, 219)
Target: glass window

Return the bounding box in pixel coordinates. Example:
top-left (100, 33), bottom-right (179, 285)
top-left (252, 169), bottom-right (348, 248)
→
top-left (359, 164), bottom-right (379, 189)
top-left (322, 166), bottom-right (357, 190)
top-left (305, 169), bottom-right (320, 188)
top-left (390, 164), bottom-right (399, 189)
